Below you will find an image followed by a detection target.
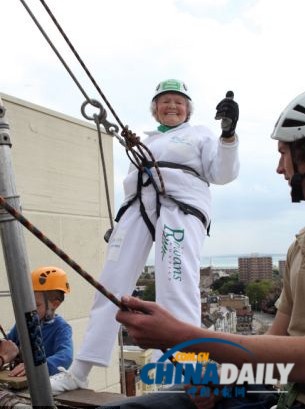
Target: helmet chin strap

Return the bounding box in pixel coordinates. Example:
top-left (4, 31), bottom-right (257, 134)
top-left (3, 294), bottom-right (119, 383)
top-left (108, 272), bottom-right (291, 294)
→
top-left (290, 173), bottom-right (305, 202)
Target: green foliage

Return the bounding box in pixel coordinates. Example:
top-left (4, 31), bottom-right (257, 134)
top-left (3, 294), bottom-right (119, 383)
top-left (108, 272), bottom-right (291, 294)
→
top-left (141, 281), bottom-right (156, 301)
top-left (211, 273), bottom-right (245, 295)
top-left (212, 274), bottom-right (281, 312)
top-left (245, 279), bottom-right (273, 310)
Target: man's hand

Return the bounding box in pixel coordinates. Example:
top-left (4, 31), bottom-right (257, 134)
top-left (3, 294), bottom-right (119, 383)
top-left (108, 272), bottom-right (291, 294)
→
top-left (215, 91), bottom-right (239, 138)
top-left (116, 296), bottom-right (187, 349)
top-left (0, 339), bottom-right (19, 365)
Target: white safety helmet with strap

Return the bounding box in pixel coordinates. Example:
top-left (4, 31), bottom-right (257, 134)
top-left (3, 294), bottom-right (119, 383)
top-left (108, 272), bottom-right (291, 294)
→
top-left (271, 91), bottom-right (305, 202)
top-left (271, 92), bottom-right (305, 142)
top-left (152, 79), bottom-right (192, 101)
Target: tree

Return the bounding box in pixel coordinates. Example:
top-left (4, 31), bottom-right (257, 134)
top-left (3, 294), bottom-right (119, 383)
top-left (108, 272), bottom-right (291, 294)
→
top-left (245, 280), bottom-right (273, 310)
top-left (141, 281), bottom-right (156, 301)
top-left (261, 278), bottom-right (282, 314)
top-left (211, 273), bottom-right (245, 295)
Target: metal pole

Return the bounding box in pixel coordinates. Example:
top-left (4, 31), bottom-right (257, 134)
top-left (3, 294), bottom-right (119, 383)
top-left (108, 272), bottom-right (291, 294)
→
top-left (0, 97), bottom-right (55, 407)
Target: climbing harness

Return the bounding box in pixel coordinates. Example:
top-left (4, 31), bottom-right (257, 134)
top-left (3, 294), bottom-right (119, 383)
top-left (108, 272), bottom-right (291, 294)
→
top-left (139, 161), bottom-right (210, 235)
top-left (114, 160), bottom-right (210, 241)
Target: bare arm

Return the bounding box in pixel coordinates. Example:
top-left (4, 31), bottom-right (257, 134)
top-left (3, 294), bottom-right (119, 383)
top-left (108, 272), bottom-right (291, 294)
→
top-left (266, 310), bottom-right (290, 335)
top-left (116, 296), bottom-right (305, 383)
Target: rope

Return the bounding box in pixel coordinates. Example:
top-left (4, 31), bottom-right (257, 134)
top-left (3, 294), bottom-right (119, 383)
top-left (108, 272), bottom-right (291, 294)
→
top-left (120, 128), bottom-right (165, 194)
top-left (19, 0), bottom-right (92, 104)
top-left (0, 196), bottom-right (178, 370)
top-left (0, 324), bottom-right (8, 340)
top-left (38, 0), bottom-right (125, 130)
top-left (17, 1), bottom-right (171, 382)
top-left (19, 0), bottom-right (166, 196)
top-left (94, 116), bottom-right (114, 229)
top-left (0, 196), bottom-right (124, 310)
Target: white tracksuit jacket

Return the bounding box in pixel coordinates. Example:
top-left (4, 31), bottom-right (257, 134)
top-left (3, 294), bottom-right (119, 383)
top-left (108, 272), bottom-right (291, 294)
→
top-left (77, 122), bottom-right (239, 366)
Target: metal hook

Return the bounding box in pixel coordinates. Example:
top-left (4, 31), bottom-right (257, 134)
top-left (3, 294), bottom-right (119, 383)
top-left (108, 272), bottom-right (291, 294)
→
top-left (81, 99), bottom-right (119, 134)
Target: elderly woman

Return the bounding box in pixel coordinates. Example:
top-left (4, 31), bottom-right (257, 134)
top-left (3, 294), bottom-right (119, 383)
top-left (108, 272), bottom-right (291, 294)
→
top-left (50, 79), bottom-right (240, 394)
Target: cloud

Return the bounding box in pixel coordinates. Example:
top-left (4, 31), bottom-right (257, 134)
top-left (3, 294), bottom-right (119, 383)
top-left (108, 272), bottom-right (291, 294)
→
top-left (2, 0), bottom-right (305, 258)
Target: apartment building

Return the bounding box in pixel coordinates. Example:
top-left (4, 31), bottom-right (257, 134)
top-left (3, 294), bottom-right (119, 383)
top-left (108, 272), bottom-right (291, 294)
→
top-left (238, 255), bottom-right (273, 283)
top-left (278, 259), bottom-right (286, 277)
top-left (218, 294), bottom-right (250, 310)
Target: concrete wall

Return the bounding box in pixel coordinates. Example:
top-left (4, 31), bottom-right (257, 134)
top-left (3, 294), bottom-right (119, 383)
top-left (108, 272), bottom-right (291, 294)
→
top-left (0, 93), bottom-right (120, 392)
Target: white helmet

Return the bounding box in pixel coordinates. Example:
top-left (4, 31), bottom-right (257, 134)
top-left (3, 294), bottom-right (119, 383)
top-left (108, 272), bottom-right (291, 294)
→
top-left (271, 92), bottom-right (305, 142)
top-left (152, 79), bottom-right (191, 101)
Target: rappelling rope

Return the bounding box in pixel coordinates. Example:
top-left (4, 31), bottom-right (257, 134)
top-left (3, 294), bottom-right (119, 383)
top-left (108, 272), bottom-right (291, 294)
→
top-left (0, 196), bottom-right (124, 309)
top-left (17, 0), bottom-right (175, 374)
top-left (19, 0), bottom-right (165, 195)
top-left (38, 0), bottom-right (123, 130)
top-left (0, 196), bottom-right (177, 369)
top-left (93, 112), bottom-right (114, 230)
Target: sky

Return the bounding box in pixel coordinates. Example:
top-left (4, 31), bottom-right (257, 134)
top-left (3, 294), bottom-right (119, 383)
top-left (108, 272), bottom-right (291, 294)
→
top-left (1, 0), bottom-right (305, 259)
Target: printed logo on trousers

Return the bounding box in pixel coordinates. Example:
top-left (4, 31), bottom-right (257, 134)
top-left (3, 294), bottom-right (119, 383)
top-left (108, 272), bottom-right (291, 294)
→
top-left (161, 224), bottom-right (184, 281)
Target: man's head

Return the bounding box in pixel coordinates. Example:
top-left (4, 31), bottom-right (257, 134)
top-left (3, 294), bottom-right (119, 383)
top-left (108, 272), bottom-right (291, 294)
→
top-left (150, 79), bottom-right (193, 125)
top-left (31, 266), bottom-right (70, 321)
top-left (271, 92), bottom-right (305, 202)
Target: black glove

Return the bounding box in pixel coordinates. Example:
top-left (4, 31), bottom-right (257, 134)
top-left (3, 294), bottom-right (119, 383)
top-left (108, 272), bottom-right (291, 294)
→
top-left (215, 91), bottom-right (239, 138)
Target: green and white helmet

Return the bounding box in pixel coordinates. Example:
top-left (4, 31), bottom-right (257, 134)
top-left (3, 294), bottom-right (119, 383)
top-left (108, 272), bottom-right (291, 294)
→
top-left (271, 91), bottom-right (305, 142)
top-left (152, 79), bottom-right (191, 101)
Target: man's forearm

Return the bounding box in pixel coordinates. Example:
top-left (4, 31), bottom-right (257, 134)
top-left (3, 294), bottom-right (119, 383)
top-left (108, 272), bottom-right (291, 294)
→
top-left (116, 297), bottom-right (304, 383)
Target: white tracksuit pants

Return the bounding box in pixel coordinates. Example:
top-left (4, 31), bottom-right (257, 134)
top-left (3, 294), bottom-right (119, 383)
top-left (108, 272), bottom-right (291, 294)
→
top-left (77, 193), bottom-right (206, 366)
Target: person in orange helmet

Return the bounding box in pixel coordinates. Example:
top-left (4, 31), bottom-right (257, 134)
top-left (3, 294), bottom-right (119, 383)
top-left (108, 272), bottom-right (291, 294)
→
top-left (7, 266), bottom-right (73, 377)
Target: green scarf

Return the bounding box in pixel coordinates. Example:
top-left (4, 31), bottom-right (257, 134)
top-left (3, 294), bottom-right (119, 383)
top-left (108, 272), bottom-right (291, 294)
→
top-left (157, 124), bottom-right (180, 133)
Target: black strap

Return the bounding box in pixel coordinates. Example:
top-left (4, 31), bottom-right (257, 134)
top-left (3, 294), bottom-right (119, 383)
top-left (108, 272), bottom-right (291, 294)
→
top-left (113, 165), bottom-right (210, 241)
top-left (114, 197), bottom-right (137, 222)
top-left (115, 170), bottom-right (156, 241)
top-left (144, 160), bottom-right (210, 187)
top-left (144, 160), bottom-right (201, 177)
top-left (166, 195), bottom-right (210, 235)
top-left (137, 170), bottom-right (155, 240)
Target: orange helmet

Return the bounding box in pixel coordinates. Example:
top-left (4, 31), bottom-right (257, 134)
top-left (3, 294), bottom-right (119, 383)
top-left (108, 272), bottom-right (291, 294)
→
top-left (31, 266), bottom-right (70, 293)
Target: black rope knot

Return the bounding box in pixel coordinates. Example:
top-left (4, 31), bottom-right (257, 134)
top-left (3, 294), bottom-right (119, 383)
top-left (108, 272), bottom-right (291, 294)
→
top-left (121, 126), bottom-right (140, 149)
